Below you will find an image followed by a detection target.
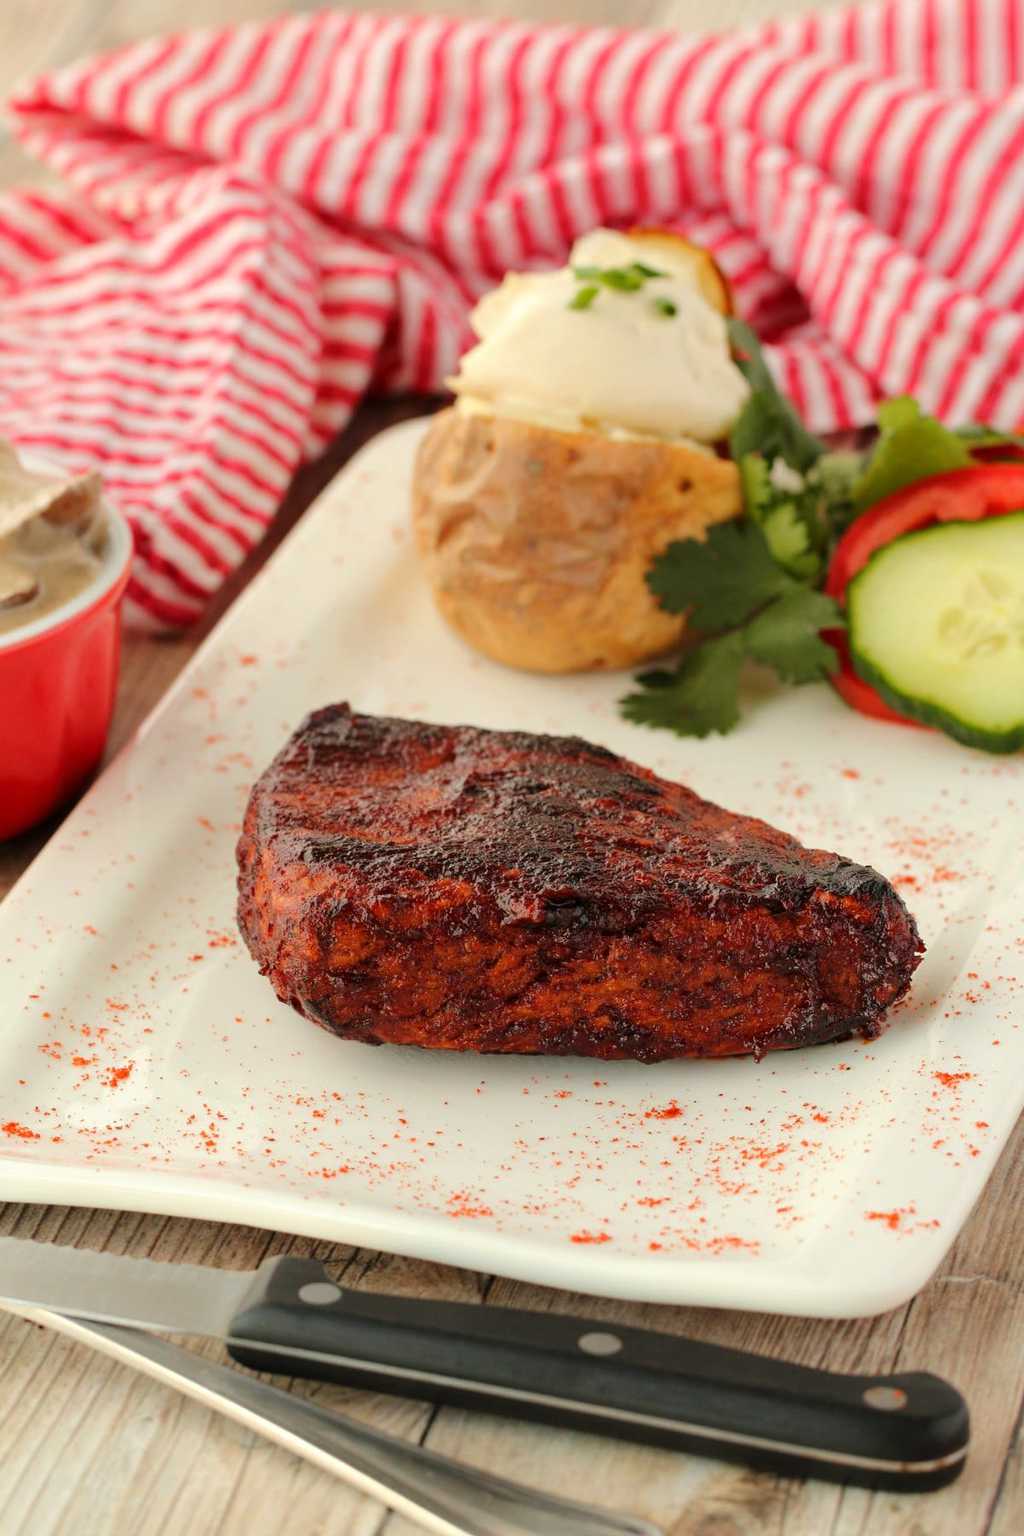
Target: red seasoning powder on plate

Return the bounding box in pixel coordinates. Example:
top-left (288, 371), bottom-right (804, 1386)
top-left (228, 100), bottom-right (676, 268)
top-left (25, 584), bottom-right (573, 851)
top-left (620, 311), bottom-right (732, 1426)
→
top-left (644, 1100), bottom-right (683, 1120)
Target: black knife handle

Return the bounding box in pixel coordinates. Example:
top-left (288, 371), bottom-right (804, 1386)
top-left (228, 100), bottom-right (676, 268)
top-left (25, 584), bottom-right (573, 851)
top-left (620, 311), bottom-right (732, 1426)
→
top-left (226, 1256), bottom-right (968, 1493)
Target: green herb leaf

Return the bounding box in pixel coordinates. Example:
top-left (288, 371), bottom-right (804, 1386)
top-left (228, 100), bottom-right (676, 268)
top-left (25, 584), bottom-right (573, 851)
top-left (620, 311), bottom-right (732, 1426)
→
top-left (599, 266), bottom-right (645, 291)
top-left (568, 284), bottom-right (599, 311)
top-left (570, 262), bottom-right (668, 305)
top-left (730, 389), bottom-right (819, 471)
top-left (621, 632), bottom-right (745, 738)
top-left (727, 318), bottom-right (778, 396)
top-left (737, 455), bottom-right (818, 577)
top-left (852, 396), bottom-right (971, 510)
top-left (737, 449), bottom-right (773, 513)
top-left (646, 520), bottom-right (794, 629)
top-left (743, 589), bottom-right (842, 683)
top-left (633, 667), bottom-right (677, 689)
top-left (652, 296), bottom-right (678, 318)
top-left (761, 504), bottom-right (819, 578)
top-left (727, 319), bottom-right (824, 474)
top-left (813, 449), bottom-right (864, 539)
top-left (956, 423), bottom-right (1024, 450)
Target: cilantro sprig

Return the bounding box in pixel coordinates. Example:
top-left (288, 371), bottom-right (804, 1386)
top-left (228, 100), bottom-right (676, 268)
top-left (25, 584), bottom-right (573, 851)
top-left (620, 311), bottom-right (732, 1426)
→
top-left (620, 522), bottom-right (841, 738)
top-left (728, 319), bottom-right (823, 473)
top-left (624, 635), bottom-right (746, 738)
top-left (619, 323), bottom-right (846, 738)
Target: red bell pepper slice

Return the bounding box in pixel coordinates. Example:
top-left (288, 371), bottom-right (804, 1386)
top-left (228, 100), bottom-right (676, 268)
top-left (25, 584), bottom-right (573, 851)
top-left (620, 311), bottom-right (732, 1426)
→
top-left (825, 464), bottom-right (1024, 725)
top-left (826, 463), bottom-right (1024, 600)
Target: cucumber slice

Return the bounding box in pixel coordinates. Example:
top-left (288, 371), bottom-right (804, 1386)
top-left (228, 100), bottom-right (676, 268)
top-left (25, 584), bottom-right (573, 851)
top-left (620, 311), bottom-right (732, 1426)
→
top-left (847, 510), bottom-right (1024, 753)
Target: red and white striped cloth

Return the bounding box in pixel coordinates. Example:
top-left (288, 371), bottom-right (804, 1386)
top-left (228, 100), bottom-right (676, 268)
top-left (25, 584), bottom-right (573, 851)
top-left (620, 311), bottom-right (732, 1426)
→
top-left (2, 1), bottom-right (1023, 627)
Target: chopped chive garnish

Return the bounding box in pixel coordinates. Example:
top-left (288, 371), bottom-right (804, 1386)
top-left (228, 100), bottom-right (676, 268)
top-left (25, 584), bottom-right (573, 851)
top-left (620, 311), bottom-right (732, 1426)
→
top-left (567, 260), bottom-right (671, 310)
top-left (600, 267), bottom-right (645, 290)
top-left (652, 296), bottom-right (677, 318)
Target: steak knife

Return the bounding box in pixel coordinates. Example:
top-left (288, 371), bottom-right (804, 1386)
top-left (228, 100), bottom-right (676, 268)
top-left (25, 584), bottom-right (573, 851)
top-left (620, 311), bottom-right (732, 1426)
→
top-left (0, 1237), bottom-right (968, 1491)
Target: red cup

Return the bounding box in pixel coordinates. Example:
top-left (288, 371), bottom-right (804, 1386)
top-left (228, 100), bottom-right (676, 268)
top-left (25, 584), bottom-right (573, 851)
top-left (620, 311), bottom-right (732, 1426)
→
top-left (0, 503), bottom-right (133, 841)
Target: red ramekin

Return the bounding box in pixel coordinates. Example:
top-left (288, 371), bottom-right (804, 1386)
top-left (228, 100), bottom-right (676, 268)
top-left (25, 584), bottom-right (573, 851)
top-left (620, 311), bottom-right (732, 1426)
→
top-left (0, 501), bottom-right (133, 841)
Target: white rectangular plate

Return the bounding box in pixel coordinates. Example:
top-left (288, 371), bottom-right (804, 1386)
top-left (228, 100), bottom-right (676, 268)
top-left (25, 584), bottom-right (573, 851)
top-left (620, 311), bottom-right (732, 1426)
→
top-left (1, 419), bottom-right (1021, 1317)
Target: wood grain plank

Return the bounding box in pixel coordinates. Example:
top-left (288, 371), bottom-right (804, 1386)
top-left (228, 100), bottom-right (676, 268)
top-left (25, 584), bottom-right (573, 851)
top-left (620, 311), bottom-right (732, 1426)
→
top-left (989, 1421), bottom-right (1024, 1536)
top-left (11, 1133), bottom-right (1017, 1536)
top-left (0, 0), bottom-right (101, 98)
top-left (654, 0), bottom-right (848, 24)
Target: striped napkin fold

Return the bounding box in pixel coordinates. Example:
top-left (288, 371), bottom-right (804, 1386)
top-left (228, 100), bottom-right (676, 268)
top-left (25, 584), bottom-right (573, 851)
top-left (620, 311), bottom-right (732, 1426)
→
top-left (1, 0), bottom-right (1021, 628)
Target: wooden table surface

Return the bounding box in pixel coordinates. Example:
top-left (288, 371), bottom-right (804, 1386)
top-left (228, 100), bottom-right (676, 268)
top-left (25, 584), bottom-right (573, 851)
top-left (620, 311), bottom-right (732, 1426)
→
top-left (1, 2), bottom-right (1022, 1534)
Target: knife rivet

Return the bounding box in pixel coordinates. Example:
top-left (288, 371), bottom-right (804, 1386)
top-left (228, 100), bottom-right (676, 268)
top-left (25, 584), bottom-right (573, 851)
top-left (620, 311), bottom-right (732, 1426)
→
top-left (298, 1282), bottom-right (343, 1306)
top-left (862, 1386), bottom-right (908, 1411)
top-left (577, 1331), bottom-right (623, 1357)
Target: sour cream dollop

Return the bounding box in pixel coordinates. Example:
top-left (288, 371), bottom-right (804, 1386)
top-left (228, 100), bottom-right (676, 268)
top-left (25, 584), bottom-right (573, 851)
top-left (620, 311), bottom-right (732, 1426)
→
top-left (449, 229), bottom-right (750, 444)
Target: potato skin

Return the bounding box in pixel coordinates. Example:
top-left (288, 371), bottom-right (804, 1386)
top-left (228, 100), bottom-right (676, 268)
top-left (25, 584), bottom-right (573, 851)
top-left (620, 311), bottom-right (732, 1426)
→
top-left (412, 407), bottom-right (743, 673)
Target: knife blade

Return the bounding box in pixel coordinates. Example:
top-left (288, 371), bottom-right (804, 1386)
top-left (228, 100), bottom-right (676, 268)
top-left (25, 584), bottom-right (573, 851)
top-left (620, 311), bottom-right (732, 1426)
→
top-left (0, 1236), bottom-right (969, 1491)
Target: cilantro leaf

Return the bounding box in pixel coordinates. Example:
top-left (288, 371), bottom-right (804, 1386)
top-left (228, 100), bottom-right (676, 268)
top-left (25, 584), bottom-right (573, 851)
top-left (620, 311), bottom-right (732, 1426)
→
top-left (727, 319), bottom-right (824, 473)
top-left (760, 503), bottom-right (818, 578)
top-left (632, 667), bottom-right (677, 689)
top-left (730, 391), bottom-right (823, 476)
top-left (646, 520), bottom-right (794, 629)
top-left (621, 633), bottom-right (745, 738)
top-left (726, 318), bottom-right (780, 398)
top-left (852, 396), bottom-right (971, 510)
top-left (813, 449), bottom-right (864, 539)
top-left (744, 589), bottom-right (843, 683)
top-left (738, 452), bottom-right (773, 517)
top-left (956, 423), bottom-right (1024, 448)
top-left (621, 589), bottom-right (841, 738)
top-left (738, 454), bottom-right (819, 578)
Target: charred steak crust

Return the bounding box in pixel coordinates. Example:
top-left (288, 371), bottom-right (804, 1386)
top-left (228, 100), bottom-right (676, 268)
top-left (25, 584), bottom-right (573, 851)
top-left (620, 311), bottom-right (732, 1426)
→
top-left (236, 705), bottom-right (924, 1062)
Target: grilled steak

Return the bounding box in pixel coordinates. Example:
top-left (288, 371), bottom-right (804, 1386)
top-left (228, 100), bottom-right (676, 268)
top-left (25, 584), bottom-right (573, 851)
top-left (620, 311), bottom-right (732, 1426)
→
top-left (237, 705), bottom-right (923, 1061)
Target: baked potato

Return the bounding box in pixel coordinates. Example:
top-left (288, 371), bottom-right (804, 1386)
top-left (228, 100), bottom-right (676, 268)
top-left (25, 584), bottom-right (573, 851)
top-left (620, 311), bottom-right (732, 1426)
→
top-left (412, 409), bottom-right (742, 673)
top-left (412, 227), bottom-right (748, 673)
